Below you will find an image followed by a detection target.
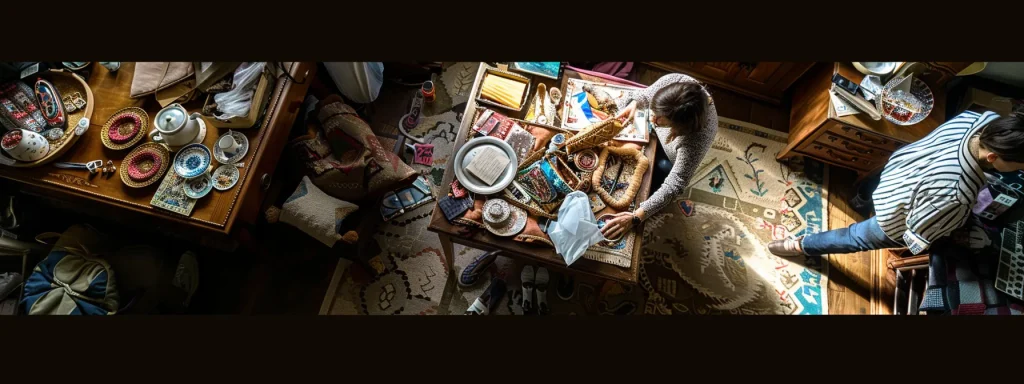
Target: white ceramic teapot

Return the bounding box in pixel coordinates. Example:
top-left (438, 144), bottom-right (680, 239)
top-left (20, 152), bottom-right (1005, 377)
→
top-left (149, 103), bottom-right (202, 147)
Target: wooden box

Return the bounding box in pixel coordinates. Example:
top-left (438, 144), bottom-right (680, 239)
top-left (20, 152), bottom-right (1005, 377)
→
top-left (202, 65), bottom-right (276, 129)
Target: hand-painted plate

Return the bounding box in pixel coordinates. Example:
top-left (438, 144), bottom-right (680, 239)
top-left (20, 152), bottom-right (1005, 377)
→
top-left (212, 164), bottom-right (240, 191)
top-left (173, 143), bottom-right (212, 179)
top-left (183, 172), bottom-right (214, 199)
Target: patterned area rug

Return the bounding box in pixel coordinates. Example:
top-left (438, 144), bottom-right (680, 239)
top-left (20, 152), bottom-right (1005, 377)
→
top-left (322, 63), bottom-right (830, 315)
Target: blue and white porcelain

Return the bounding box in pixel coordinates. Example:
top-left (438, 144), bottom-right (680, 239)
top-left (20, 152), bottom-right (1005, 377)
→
top-left (183, 172), bottom-right (214, 199)
top-left (173, 143), bottom-right (212, 179)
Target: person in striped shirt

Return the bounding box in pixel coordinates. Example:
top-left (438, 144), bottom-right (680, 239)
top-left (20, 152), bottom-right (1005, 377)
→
top-left (769, 111), bottom-right (1024, 257)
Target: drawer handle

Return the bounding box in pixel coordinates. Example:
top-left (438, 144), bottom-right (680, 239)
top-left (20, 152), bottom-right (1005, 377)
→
top-left (841, 140), bottom-right (873, 155)
top-left (261, 173), bottom-right (272, 191)
top-left (841, 126), bottom-right (889, 145)
top-left (815, 145), bottom-right (860, 164)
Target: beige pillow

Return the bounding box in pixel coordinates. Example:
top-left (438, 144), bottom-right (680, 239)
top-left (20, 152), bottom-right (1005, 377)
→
top-left (277, 176), bottom-right (359, 247)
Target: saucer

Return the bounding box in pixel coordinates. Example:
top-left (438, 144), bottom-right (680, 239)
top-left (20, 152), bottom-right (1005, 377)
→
top-left (482, 198), bottom-right (527, 237)
top-left (212, 164), bottom-right (239, 191)
top-left (183, 172), bottom-right (213, 199)
top-left (163, 117), bottom-right (208, 153)
top-left (213, 130), bottom-right (249, 164)
top-left (173, 143), bottom-right (212, 179)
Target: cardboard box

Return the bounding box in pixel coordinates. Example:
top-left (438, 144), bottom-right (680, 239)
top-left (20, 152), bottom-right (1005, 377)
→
top-left (202, 65), bottom-right (277, 129)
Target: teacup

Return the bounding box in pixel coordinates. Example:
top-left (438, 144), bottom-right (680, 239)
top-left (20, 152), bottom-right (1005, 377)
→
top-left (218, 133), bottom-right (241, 156)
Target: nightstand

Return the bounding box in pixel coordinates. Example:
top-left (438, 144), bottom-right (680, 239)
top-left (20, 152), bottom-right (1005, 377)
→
top-left (779, 62), bottom-right (947, 176)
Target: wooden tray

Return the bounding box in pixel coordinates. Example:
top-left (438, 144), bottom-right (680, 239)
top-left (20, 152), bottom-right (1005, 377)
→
top-left (7, 70), bottom-right (94, 168)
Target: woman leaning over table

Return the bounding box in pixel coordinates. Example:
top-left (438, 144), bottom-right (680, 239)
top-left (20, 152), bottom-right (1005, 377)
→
top-left (600, 74), bottom-right (719, 240)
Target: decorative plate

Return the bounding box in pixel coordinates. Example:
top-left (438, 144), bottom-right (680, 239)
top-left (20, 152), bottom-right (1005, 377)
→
top-left (183, 172), bottom-right (213, 199)
top-left (452, 136), bottom-right (518, 195)
top-left (212, 164), bottom-right (239, 191)
top-left (213, 130), bottom-right (249, 164)
top-left (119, 142), bottom-right (170, 188)
top-left (173, 143), bottom-right (212, 179)
top-left (101, 107), bottom-right (149, 150)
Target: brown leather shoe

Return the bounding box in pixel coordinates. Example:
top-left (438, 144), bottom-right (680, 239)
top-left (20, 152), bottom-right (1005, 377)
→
top-left (768, 236), bottom-right (805, 257)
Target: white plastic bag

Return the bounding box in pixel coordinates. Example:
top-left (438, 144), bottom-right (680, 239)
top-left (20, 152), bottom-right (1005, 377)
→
top-left (213, 62), bottom-right (266, 120)
top-left (548, 191), bottom-right (606, 266)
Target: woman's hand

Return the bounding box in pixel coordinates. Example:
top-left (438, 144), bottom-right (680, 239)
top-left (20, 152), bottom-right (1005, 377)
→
top-left (600, 211), bottom-right (635, 240)
top-left (613, 100), bottom-right (637, 124)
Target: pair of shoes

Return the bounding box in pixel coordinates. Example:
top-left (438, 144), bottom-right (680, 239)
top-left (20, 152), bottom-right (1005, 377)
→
top-left (459, 251), bottom-right (500, 287)
top-left (767, 236), bottom-right (806, 257)
top-left (521, 265), bottom-right (551, 315)
top-left (465, 278), bottom-right (507, 315)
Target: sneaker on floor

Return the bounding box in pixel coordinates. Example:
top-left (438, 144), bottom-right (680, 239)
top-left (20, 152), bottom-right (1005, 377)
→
top-left (768, 236), bottom-right (805, 258)
top-left (172, 251), bottom-right (199, 308)
top-left (465, 278), bottom-right (505, 315)
top-left (521, 265), bottom-right (536, 314)
top-left (535, 267), bottom-right (550, 315)
top-left (459, 251), bottom-right (500, 287)
top-left (556, 274), bottom-right (575, 301)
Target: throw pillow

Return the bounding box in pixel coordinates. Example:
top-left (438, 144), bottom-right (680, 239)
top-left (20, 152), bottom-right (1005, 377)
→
top-left (275, 176), bottom-right (360, 247)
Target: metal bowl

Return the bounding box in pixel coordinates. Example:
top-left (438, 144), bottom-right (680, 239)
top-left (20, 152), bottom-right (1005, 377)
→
top-left (452, 136), bottom-right (518, 195)
top-left (877, 76), bottom-right (934, 126)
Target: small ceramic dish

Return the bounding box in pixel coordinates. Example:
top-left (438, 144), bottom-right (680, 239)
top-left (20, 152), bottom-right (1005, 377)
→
top-left (183, 172), bottom-right (214, 199)
top-left (119, 143), bottom-right (170, 188)
top-left (212, 164), bottom-right (240, 191)
top-left (213, 130), bottom-right (249, 164)
top-left (173, 143), bottom-right (212, 179)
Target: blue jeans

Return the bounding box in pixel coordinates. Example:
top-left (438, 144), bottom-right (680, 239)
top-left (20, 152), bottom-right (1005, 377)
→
top-left (800, 217), bottom-right (903, 256)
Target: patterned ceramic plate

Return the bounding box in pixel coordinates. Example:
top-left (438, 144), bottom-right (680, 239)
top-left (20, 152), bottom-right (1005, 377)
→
top-left (212, 164), bottom-right (239, 191)
top-left (213, 130), bottom-right (249, 164)
top-left (173, 143), bottom-right (212, 179)
top-left (183, 172), bottom-right (213, 199)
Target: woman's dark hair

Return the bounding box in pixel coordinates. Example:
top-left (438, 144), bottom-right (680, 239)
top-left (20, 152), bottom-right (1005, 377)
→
top-left (980, 112), bottom-right (1024, 163)
top-left (650, 82), bottom-right (708, 142)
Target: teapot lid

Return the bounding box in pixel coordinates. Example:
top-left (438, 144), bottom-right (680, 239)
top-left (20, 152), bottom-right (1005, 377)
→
top-left (156, 105), bottom-right (186, 130)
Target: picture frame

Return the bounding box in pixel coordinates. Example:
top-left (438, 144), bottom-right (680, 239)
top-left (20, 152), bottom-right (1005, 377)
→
top-left (510, 62), bottom-right (561, 80)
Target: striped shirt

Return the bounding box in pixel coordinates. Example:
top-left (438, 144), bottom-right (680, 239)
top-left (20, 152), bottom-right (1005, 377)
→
top-left (872, 110), bottom-right (1000, 254)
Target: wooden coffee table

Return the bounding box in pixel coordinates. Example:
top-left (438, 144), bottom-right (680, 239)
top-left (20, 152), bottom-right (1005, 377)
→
top-left (0, 62), bottom-right (315, 236)
top-left (427, 64), bottom-right (656, 285)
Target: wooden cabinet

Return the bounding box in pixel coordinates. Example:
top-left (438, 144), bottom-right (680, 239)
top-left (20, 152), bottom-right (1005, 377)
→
top-left (644, 62), bottom-right (814, 104)
top-left (779, 62), bottom-right (947, 176)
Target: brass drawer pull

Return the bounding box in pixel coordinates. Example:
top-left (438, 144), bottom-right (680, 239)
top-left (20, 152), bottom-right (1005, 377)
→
top-left (841, 126), bottom-right (888, 146)
top-left (814, 145), bottom-right (860, 164)
top-left (826, 135), bottom-right (874, 155)
top-left (841, 140), bottom-right (872, 155)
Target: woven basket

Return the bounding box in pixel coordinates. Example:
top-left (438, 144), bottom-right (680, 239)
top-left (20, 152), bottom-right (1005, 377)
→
top-left (7, 70), bottom-right (93, 168)
top-left (565, 119), bottom-right (624, 154)
top-left (100, 107), bottom-right (148, 150)
top-left (591, 146), bottom-right (650, 210)
top-left (119, 142), bottom-right (170, 188)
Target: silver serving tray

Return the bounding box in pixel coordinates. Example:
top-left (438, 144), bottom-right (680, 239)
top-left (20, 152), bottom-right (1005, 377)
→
top-left (453, 136), bottom-right (518, 195)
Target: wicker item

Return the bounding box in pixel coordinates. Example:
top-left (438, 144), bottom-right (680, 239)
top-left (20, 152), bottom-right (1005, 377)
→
top-left (591, 146), bottom-right (650, 210)
top-left (101, 107), bottom-right (149, 150)
top-left (119, 142), bottom-right (170, 188)
top-left (564, 119), bottom-right (624, 154)
top-left (6, 70), bottom-right (93, 168)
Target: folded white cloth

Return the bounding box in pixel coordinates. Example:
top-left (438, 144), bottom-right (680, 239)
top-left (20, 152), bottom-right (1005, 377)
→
top-left (548, 191), bottom-right (607, 266)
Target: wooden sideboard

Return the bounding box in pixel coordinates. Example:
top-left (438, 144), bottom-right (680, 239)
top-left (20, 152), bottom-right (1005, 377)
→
top-left (0, 62), bottom-right (315, 236)
top-left (644, 62), bottom-right (815, 105)
top-left (778, 62), bottom-right (947, 176)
